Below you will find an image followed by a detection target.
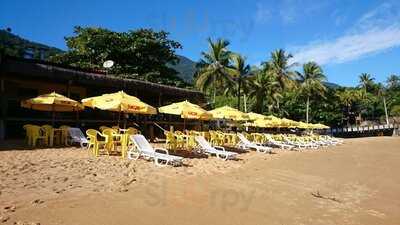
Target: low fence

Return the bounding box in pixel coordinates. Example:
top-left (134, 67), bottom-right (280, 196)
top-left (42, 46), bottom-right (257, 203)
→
top-left (330, 124), bottom-right (399, 138)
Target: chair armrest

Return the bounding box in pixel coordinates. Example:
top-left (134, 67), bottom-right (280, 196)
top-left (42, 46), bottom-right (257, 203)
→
top-left (155, 148), bottom-right (169, 155)
top-left (214, 146), bottom-right (225, 151)
top-left (98, 133), bottom-right (109, 142)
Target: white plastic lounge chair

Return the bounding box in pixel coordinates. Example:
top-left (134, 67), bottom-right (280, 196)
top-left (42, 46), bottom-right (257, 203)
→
top-left (128, 134), bottom-right (183, 167)
top-left (283, 137), bottom-right (318, 149)
top-left (68, 128), bottom-right (89, 148)
top-left (264, 136), bottom-right (294, 150)
top-left (237, 133), bottom-right (272, 153)
top-left (265, 134), bottom-right (294, 150)
top-left (195, 136), bottom-right (238, 160)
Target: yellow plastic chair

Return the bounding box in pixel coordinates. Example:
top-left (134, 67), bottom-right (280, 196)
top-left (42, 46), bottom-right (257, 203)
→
top-left (164, 131), bottom-right (177, 150)
top-left (187, 133), bottom-right (197, 150)
top-left (59, 125), bottom-right (70, 145)
top-left (111, 126), bottom-right (120, 132)
top-left (209, 131), bottom-right (222, 146)
top-left (41, 125), bottom-right (54, 146)
top-left (86, 129), bottom-right (108, 156)
top-left (126, 127), bottom-right (140, 135)
top-left (102, 128), bottom-right (120, 154)
top-left (201, 131), bottom-right (210, 141)
top-left (125, 128), bottom-right (139, 146)
top-left (174, 131), bottom-right (186, 150)
top-left (23, 124), bottom-right (34, 146)
top-left (27, 125), bottom-right (47, 147)
top-left (99, 126), bottom-right (111, 132)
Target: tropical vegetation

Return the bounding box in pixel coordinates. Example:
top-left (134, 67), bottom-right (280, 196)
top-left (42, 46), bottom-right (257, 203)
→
top-left (195, 38), bottom-right (400, 127)
top-left (1, 27), bottom-right (399, 127)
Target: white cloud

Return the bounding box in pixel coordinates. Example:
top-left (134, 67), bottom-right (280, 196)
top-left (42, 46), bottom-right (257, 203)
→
top-left (279, 0), bottom-right (332, 24)
top-left (290, 1), bottom-right (400, 65)
top-left (254, 2), bottom-right (271, 24)
top-left (254, 0), bottom-right (333, 25)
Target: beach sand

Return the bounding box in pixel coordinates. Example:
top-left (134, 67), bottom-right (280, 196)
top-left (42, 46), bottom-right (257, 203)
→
top-left (0, 136), bottom-right (399, 225)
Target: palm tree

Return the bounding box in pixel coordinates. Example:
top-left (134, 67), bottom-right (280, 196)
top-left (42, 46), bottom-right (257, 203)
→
top-left (336, 89), bottom-right (362, 126)
top-left (265, 49), bottom-right (296, 90)
top-left (358, 73), bottom-right (374, 93)
top-left (247, 67), bottom-right (281, 113)
top-left (195, 38), bottom-right (233, 103)
top-left (376, 83), bottom-right (389, 125)
top-left (229, 53), bottom-right (251, 110)
top-left (386, 74), bottom-right (400, 90)
top-left (297, 62), bottom-right (327, 123)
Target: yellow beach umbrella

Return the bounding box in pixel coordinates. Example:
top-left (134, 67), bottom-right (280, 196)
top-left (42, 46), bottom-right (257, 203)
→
top-left (21, 92), bottom-right (84, 126)
top-left (82, 91), bottom-right (156, 128)
top-left (311, 123), bottom-right (330, 129)
top-left (242, 121), bottom-right (256, 127)
top-left (253, 118), bottom-right (280, 128)
top-left (208, 106), bottom-right (249, 121)
top-left (264, 115), bottom-right (281, 121)
top-left (295, 121), bottom-right (312, 129)
top-left (246, 112), bottom-right (266, 121)
top-left (279, 118), bottom-right (299, 128)
top-left (82, 91), bottom-right (156, 115)
top-left (158, 100), bottom-right (212, 120)
top-left (21, 92), bottom-right (84, 112)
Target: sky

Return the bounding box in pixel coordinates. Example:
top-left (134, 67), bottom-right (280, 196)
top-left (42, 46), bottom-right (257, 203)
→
top-left (1, 0), bottom-right (399, 86)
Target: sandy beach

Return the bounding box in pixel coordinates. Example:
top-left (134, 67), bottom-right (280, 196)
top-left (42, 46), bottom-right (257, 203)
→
top-left (1, 136), bottom-right (400, 225)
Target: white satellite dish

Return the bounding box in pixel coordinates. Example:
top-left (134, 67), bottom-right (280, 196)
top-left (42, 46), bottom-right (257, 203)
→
top-left (103, 60), bottom-right (114, 68)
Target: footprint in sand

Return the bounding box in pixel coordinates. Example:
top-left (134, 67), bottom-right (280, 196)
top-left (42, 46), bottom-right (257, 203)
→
top-left (366, 209), bottom-right (386, 219)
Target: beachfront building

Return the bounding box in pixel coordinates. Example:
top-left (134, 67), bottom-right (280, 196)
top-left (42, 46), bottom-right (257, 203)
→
top-left (0, 55), bottom-right (206, 140)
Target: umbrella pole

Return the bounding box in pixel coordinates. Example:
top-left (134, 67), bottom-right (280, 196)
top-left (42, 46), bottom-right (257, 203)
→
top-left (51, 104), bottom-right (55, 126)
top-left (124, 113), bottom-right (127, 129)
top-left (118, 111), bottom-right (121, 127)
top-left (183, 119), bottom-right (186, 131)
top-left (52, 111), bottom-right (55, 126)
top-left (76, 110), bottom-right (80, 127)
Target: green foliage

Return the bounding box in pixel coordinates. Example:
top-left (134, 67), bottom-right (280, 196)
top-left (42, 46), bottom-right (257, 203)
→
top-left (0, 29), bottom-right (62, 59)
top-left (390, 105), bottom-right (400, 116)
top-left (213, 95), bottom-right (237, 108)
top-left (195, 38), bottom-right (235, 101)
top-left (247, 65), bottom-right (281, 114)
top-left (50, 26), bottom-right (187, 87)
top-left (168, 55), bottom-right (197, 83)
top-left (196, 37), bottom-right (400, 126)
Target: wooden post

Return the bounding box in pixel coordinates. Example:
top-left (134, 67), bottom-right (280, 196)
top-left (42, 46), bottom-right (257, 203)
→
top-left (149, 124), bottom-right (154, 142)
top-left (158, 93), bottom-right (162, 107)
top-left (66, 80), bottom-right (72, 97)
top-left (0, 78), bottom-right (5, 140)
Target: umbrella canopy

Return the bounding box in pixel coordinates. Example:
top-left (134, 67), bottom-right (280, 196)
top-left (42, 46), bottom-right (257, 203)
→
top-left (311, 123), bottom-right (330, 129)
top-left (81, 91), bottom-right (156, 115)
top-left (208, 106), bottom-right (249, 121)
top-left (21, 92), bottom-right (84, 112)
top-left (265, 115), bottom-right (281, 121)
top-left (295, 121), bottom-right (312, 129)
top-left (158, 100), bottom-right (212, 120)
top-left (253, 118), bottom-right (280, 128)
top-left (246, 112), bottom-right (266, 120)
top-left (280, 118), bottom-right (299, 128)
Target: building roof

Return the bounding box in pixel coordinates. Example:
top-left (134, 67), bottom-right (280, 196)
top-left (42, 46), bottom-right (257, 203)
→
top-left (0, 56), bottom-right (205, 100)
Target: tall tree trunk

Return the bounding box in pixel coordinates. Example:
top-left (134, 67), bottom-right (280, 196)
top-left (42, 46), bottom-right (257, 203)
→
top-left (237, 77), bottom-right (241, 110)
top-left (383, 96), bottom-right (389, 125)
top-left (306, 96), bottom-right (310, 123)
top-left (243, 94), bottom-right (247, 113)
top-left (213, 75), bottom-right (216, 104)
top-left (347, 105), bottom-right (351, 127)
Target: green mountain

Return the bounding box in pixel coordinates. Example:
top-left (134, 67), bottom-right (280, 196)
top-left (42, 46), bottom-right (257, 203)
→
top-left (0, 29), bottom-right (197, 83)
top-left (0, 29), bottom-right (63, 59)
top-left (324, 82), bottom-right (341, 89)
top-left (0, 29), bottom-right (340, 88)
top-left (169, 55), bottom-right (197, 83)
